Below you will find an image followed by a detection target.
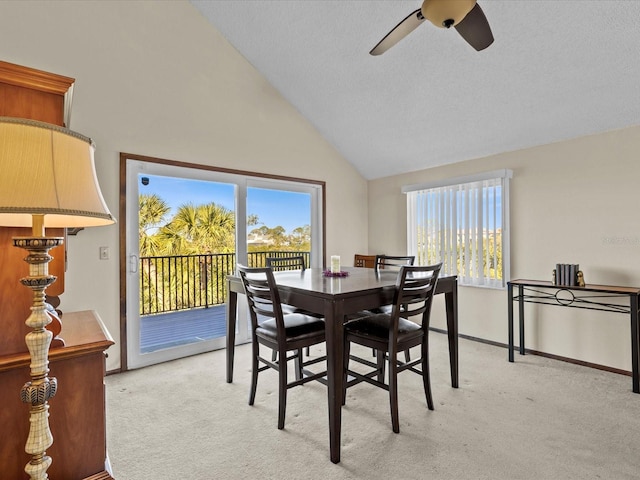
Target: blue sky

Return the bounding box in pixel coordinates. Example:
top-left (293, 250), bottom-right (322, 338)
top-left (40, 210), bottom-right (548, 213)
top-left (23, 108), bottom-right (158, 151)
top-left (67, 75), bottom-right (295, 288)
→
top-left (139, 174), bottom-right (310, 233)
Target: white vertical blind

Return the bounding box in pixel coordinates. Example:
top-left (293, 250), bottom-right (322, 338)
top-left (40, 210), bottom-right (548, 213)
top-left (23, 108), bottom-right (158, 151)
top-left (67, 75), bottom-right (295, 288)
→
top-left (405, 170), bottom-right (511, 288)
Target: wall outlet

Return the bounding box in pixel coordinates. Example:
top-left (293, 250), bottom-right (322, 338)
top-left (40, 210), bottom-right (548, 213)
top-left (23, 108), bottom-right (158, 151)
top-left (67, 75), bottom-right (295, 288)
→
top-left (99, 246), bottom-right (110, 260)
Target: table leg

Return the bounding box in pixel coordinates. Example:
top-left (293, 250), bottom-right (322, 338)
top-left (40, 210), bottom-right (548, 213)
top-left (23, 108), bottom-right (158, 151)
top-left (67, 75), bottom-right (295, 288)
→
top-left (324, 299), bottom-right (344, 464)
top-left (226, 284), bottom-right (238, 383)
top-left (518, 285), bottom-right (525, 355)
top-left (508, 283), bottom-right (514, 362)
top-left (631, 294), bottom-right (639, 393)
top-left (444, 283), bottom-right (459, 388)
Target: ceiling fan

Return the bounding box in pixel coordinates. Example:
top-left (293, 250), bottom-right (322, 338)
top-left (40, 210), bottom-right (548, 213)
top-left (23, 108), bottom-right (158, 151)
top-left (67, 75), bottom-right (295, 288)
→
top-left (370, 0), bottom-right (494, 55)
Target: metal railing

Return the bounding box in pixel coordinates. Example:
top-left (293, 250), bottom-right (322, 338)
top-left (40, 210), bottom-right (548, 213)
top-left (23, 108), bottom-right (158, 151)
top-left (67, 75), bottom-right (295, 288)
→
top-left (139, 251), bottom-right (310, 315)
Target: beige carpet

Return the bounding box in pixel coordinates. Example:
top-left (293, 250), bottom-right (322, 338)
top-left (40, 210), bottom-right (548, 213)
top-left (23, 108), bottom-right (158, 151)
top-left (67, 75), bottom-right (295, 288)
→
top-left (106, 333), bottom-right (640, 479)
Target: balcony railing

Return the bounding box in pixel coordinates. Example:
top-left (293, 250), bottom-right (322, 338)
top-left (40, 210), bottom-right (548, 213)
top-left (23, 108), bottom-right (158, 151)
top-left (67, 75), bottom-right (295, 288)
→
top-left (139, 251), bottom-right (310, 315)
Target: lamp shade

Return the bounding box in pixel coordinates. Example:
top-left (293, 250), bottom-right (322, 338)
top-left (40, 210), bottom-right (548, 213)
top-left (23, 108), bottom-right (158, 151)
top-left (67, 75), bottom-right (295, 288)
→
top-left (0, 117), bottom-right (115, 228)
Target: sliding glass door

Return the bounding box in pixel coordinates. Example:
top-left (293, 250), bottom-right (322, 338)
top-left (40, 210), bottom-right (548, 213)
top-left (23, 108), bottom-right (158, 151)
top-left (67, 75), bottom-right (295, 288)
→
top-left (247, 179), bottom-right (322, 269)
top-left (124, 157), bottom-right (323, 369)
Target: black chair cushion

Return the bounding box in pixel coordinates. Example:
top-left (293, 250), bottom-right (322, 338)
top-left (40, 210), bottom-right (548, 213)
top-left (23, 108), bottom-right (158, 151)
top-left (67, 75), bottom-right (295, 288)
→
top-left (344, 310), bottom-right (376, 322)
top-left (257, 313), bottom-right (325, 342)
top-left (345, 313), bottom-right (422, 342)
top-left (367, 304), bottom-right (398, 315)
top-left (366, 303), bottom-right (412, 315)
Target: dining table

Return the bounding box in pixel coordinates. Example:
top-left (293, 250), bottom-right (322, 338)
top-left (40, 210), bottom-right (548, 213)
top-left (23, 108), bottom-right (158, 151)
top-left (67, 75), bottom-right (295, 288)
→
top-left (225, 266), bottom-right (459, 464)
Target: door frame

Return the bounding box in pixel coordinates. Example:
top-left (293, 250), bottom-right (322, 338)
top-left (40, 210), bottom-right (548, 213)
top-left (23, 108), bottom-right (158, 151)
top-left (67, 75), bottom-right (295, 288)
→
top-left (118, 153), bottom-right (326, 371)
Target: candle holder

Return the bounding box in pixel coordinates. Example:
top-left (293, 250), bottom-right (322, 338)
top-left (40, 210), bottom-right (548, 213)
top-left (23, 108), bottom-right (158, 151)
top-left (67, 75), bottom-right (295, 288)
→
top-left (330, 255), bottom-right (341, 273)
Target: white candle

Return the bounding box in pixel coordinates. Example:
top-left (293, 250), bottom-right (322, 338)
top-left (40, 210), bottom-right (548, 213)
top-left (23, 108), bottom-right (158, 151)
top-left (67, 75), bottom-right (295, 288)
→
top-left (330, 255), bottom-right (341, 273)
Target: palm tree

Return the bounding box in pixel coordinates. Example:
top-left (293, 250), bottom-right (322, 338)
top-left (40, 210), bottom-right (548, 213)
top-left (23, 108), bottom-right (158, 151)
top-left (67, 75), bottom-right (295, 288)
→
top-left (151, 202), bottom-right (236, 309)
top-left (196, 203), bottom-right (236, 253)
top-left (157, 202), bottom-right (235, 254)
top-left (139, 194), bottom-right (171, 256)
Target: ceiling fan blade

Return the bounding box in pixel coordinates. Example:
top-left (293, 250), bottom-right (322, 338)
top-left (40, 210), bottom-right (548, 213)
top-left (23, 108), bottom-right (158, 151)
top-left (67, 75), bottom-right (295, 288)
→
top-left (454, 3), bottom-right (494, 51)
top-left (370, 9), bottom-right (426, 56)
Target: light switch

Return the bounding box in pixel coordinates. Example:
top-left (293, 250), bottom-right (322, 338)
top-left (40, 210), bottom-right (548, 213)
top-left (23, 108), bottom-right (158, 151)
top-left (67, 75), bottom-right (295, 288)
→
top-left (99, 246), bottom-right (110, 260)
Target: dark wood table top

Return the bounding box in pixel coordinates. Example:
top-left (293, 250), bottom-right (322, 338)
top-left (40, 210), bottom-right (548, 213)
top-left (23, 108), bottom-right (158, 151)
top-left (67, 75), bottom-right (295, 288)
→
top-left (229, 266), bottom-right (456, 297)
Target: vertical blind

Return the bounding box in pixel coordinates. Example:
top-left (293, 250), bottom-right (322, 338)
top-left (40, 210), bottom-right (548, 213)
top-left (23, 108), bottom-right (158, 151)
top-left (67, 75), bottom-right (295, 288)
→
top-left (405, 170), bottom-right (511, 288)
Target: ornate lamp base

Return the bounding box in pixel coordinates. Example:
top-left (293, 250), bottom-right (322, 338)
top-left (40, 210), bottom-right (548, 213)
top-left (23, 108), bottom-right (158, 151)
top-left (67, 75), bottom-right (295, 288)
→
top-left (14, 236), bottom-right (63, 480)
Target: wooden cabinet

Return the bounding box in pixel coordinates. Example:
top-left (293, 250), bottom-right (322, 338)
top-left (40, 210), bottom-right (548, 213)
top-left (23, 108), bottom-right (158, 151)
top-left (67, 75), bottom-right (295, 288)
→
top-left (0, 61), bottom-right (114, 479)
top-left (0, 60), bottom-right (72, 355)
top-left (0, 60), bottom-right (71, 125)
top-left (0, 310), bottom-right (115, 479)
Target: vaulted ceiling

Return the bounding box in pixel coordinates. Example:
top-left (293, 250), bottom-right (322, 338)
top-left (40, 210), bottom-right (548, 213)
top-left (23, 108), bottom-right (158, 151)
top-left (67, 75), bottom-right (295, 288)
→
top-left (191, 1), bottom-right (640, 180)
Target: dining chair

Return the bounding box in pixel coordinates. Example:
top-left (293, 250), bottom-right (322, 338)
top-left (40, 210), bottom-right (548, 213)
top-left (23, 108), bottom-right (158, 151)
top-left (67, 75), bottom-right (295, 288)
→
top-left (374, 254), bottom-right (415, 271)
top-left (237, 264), bottom-right (327, 430)
top-left (265, 255), bottom-right (306, 271)
top-left (371, 254), bottom-right (417, 361)
top-left (354, 254), bottom-right (376, 268)
top-left (343, 263), bottom-right (442, 433)
top-left (265, 255), bottom-right (316, 358)
top-left (373, 255), bottom-right (415, 314)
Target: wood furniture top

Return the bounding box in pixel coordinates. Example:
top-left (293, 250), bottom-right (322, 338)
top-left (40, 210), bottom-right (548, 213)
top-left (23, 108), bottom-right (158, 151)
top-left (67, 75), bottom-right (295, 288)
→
top-left (0, 310), bottom-right (114, 371)
top-left (0, 59), bottom-right (74, 126)
top-left (230, 267), bottom-right (456, 308)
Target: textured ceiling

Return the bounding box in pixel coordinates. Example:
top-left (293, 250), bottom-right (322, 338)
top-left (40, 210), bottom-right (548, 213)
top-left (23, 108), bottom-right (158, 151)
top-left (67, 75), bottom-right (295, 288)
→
top-left (191, 0), bottom-right (640, 180)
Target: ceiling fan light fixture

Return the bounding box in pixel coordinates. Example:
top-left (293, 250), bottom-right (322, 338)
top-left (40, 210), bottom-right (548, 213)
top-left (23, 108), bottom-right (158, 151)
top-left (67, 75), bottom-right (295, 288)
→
top-left (421, 0), bottom-right (477, 28)
top-left (369, 0), bottom-right (492, 55)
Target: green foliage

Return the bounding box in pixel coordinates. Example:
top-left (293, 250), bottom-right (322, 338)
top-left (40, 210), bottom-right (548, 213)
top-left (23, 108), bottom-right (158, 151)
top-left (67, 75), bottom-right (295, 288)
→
top-left (156, 202), bottom-right (236, 255)
top-left (139, 194), bottom-right (171, 256)
top-left (139, 194), bottom-right (311, 256)
top-left (139, 196), bottom-right (236, 256)
top-left (247, 224), bottom-right (311, 252)
top-left (138, 194), bottom-right (312, 314)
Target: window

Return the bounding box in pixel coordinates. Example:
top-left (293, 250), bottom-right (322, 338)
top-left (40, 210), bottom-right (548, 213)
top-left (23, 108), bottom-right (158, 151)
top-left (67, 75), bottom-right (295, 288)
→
top-left (404, 169), bottom-right (512, 288)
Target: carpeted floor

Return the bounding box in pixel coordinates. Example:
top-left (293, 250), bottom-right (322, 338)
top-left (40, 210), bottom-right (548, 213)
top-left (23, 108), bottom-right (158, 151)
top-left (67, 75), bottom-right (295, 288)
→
top-left (105, 332), bottom-right (640, 479)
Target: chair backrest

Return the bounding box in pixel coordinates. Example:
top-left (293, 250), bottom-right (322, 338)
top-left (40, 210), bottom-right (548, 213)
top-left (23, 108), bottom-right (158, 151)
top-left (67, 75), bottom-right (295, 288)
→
top-left (237, 264), bottom-right (285, 332)
top-left (354, 254), bottom-right (376, 268)
top-left (265, 255), bottom-right (306, 272)
top-left (375, 255), bottom-right (415, 271)
top-left (390, 264), bottom-right (442, 329)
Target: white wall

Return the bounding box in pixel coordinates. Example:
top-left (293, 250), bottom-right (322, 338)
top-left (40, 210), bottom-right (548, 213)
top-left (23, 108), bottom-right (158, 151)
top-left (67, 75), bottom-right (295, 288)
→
top-left (0, 1), bottom-right (368, 371)
top-left (369, 125), bottom-right (640, 372)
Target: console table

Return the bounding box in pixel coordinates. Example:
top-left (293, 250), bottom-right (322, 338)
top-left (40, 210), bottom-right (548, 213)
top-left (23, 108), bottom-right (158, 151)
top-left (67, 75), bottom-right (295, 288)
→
top-left (507, 279), bottom-right (640, 393)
